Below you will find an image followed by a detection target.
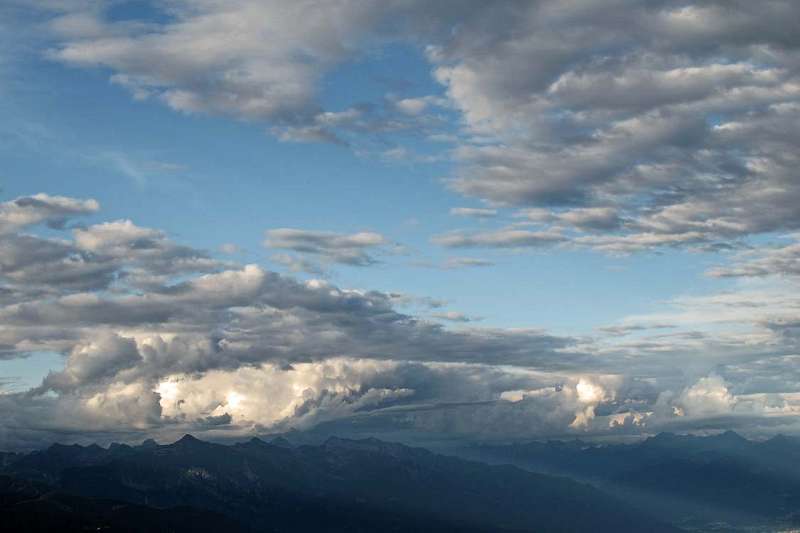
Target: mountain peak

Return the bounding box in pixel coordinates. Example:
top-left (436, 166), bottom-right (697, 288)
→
top-left (717, 430), bottom-right (747, 442)
top-left (269, 436), bottom-right (293, 448)
top-left (237, 437), bottom-right (268, 449)
top-left (322, 436), bottom-right (419, 459)
top-left (323, 436), bottom-right (361, 448)
top-left (649, 432), bottom-right (678, 441)
top-left (140, 438), bottom-right (158, 449)
top-left (47, 442), bottom-right (81, 450)
top-left (175, 434), bottom-right (202, 445)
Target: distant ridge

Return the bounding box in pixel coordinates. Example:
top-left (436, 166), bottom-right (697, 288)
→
top-left (0, 434), bottom-right (677, 532)
top-left (463, 431), bottom-right (800, 530)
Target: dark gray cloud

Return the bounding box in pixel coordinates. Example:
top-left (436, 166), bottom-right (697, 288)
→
top-left (0, 234), bottom-right (117, 293)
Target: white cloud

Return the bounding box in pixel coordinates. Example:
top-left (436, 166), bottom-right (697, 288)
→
top-left (0, 193), bottom-right (98, 234)
top-left (677, 374), bottom-right (735, 418)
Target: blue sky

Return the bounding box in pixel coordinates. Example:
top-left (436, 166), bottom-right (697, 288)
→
top-left (1, 1), bottom-right (799, 447)
top-left (1, 11), bottom-right (726, 337)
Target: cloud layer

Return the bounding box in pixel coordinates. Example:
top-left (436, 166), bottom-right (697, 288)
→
top-left (1, 194), bottom-right (800, 448)
top-left (40, 1), bottom-right (800, 252)
top-left (3, 2), bottom-right (800, 447)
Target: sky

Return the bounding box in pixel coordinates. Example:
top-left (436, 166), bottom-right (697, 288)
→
top-left (1, 0), bottom-right (800, 450)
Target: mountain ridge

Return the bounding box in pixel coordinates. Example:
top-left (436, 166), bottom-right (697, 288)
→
top-left (1, 433), bottom-right (678, 532)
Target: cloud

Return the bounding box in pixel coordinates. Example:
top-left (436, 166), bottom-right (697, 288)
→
top-left (0, 234), bottom-right (117, 293)
top-left (270, 253), bottom-right (326, 275)
top-left (676, 374), bottom-right (736, 418)
top-left (449, 207), bottom-right (497, 219)
top-left (39, 1), bottom-right (800, 250)
top-left (517, 207), bottom-right (623, 232)
top-left (264, 228), bottom-right (387, 267)
top-left (432, 228), bottom-right (565, 249)
top-left (40, 332), bottom-right (142, 393)
top-left (0, 194), bottom-right (580, 372)
top-left (441, 257), bottom-right (495, 269)
top-left (219, 243), bottom-right (241, 255)
top-left (0, 198), bottom-right (225, 300)
top-left (8, 193), bottom-right (789, 446)
top-left (48, 2), bottom-right (373, 123)
top-left (6, 1), bottom-right (800, 444)
top-left (428, 1), bottom-right (800, 249)
top-left (708, 236), bottom-right (800, 278)
top-left (597, 323), bottom-right (677, 337)
top-left (2, 193), bottom-right (665, 446)
top-left (41, 2), bottom-right (452, 148)
top-left (73, 219), bottom-right (221, 278)
top-left (0, 193), bottom-right (98, 234)
top-left (411, 256), bottom-right (495, 270)
top-left (393, 95), bottom-right (447, 115)
top-left (431, 311), bottom-right (480, 323)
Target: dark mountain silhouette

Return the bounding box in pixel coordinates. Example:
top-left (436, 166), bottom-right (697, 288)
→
top-left (0, 474), bottom-right (243, 533)
top-left (0, 434), bottom-right (677, 532)
top-left (460, 431), bottom-right (800, 530)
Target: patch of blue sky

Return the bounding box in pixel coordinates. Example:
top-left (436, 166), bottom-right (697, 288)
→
top-left (0, 9), bottom-right (740, 338)
top-left (0, 352), bottom-right (63, 392)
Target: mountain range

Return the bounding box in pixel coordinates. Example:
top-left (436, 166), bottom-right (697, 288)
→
top-left (459, 431), bottom-right (800, 531)
top-left (1, 434), bottom-right (677, 532)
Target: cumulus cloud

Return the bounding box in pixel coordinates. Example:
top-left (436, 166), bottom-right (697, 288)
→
top-left (676, 374), bottom-right (736, 418)
top-left (0, 218), bottom-right (223, 303)
top-left (0, 193), bottom-right (98, 234)
top-left (2, 193), bottom-right (799, 446)
top-left (0, 194), bottom-right (608, 446)
top-left (41, 332), bottom-right (142, 393)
